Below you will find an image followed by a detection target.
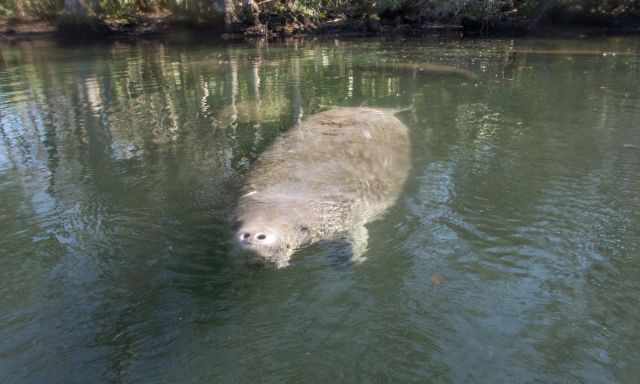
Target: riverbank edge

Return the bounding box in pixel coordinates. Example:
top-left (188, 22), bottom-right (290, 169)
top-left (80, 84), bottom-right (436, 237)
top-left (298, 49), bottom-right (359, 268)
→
top-left (2, 14), bottom-right (640, 42)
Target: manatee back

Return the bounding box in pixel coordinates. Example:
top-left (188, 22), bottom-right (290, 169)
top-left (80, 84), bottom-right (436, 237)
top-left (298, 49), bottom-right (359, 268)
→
top-left (241, 107), bottom-right (411, 225)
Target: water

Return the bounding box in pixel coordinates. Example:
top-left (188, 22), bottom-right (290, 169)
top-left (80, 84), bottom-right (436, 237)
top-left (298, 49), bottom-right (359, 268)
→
top-left (1, 36), bottom-right (639, 383)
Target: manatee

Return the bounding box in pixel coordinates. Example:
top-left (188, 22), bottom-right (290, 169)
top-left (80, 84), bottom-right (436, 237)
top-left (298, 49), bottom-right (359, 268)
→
top-left (353, 62), bottom-right (477, 81)
top-left (511, 49), bottom-right (634, 57)
top-left (232, 107), bottom-right (411, 268)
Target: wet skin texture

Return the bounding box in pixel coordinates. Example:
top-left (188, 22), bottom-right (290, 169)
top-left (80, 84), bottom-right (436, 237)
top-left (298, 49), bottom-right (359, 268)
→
top-left (233, 107), bottom-right (411, 267)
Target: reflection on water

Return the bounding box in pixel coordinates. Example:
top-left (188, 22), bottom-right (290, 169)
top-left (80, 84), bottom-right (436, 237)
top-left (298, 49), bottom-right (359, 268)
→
top-left (1, 37), bottom-right (639, 383)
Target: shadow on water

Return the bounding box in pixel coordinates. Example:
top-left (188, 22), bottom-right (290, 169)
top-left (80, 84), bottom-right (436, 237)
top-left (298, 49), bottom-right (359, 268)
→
top-left (1, 36), bottom-right (640, 383)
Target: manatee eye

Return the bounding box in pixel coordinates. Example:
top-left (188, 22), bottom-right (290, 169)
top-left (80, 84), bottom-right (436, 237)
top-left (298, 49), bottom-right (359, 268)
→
top-left (299, 226), bottom-right (309, 232)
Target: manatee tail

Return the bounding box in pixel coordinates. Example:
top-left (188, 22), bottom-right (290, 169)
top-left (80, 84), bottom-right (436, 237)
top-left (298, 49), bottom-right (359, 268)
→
top-left (356, 100), bottom-right (414, 115)
top-left (317, 103), bottom-right (414, 116)
top-left (390, 104), bottom-right (414, 115)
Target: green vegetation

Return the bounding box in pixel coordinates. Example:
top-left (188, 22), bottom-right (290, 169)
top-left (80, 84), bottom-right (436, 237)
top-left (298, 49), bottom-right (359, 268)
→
top-left (1, 1), bottom-right (639, 35)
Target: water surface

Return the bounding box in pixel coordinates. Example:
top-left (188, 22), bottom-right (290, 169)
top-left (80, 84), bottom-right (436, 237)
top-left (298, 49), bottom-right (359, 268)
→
top-left (1, 36), bottom-right (639, 383)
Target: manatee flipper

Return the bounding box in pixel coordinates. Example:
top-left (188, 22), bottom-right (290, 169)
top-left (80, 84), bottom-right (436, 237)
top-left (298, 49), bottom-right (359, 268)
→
top-left (349, 223), bottom-right (369, 264)
top-left (275, 258), bottom-right (291, 269)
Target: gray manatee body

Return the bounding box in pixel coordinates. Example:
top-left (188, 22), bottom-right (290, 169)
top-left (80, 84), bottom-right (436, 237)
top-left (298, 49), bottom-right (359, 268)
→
top-left (233, 107), bottom-right (411, 268)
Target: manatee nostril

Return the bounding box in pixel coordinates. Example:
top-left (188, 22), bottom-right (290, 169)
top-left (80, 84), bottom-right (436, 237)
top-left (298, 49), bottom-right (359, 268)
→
top-left (256, 233), bottom-right (267, 240)
top-left (242, 233), bottom-right (251, 240)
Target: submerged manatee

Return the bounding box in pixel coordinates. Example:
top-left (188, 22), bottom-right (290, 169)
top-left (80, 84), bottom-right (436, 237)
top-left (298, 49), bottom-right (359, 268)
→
top-left (353, 62), bottom-right (477, 81)
top-left (233, 107), bottom-right (411, 268)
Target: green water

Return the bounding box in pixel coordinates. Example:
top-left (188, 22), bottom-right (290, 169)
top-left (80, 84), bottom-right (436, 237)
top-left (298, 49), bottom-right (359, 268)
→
top-left (1, 36), bottom-right (639, 384)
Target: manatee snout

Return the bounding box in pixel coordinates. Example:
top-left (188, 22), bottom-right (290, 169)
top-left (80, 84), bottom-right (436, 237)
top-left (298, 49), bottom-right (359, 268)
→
top-left (236, 228), bottom-right (277, 248)
top-left (233, 219), bottom-right (292, 267)
top-left (232, 209), bottom-right (312, 268)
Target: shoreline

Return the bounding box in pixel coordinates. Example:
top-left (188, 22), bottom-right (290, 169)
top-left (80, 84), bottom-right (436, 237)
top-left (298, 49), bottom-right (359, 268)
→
top-left (2, 15), bottom-right (640, 42)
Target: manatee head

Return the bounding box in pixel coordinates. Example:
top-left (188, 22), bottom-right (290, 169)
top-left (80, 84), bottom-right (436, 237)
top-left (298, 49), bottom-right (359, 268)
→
top-left (233, 200), bottom-right (312, 268)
